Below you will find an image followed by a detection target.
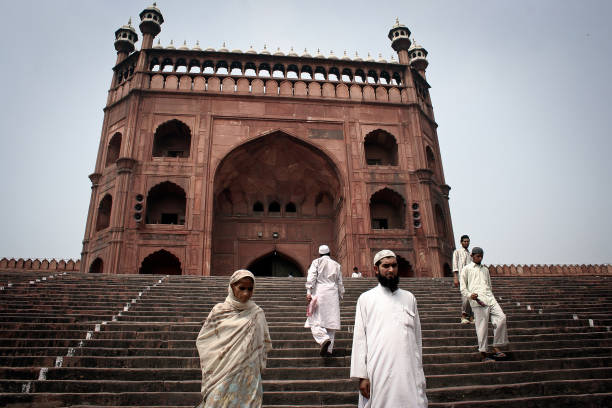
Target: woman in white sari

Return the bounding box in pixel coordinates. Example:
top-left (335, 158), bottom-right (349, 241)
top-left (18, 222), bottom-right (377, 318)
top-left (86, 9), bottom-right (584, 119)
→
top-left (196, 270), bottom-right (272, 408)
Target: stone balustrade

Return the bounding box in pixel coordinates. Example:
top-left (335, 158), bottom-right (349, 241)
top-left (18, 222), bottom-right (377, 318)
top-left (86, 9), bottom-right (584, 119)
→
top-left (109, 48), bottom-right (433, 114)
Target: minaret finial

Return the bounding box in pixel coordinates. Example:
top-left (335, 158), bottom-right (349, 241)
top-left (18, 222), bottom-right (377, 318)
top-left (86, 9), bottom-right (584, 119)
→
top-left (128, 17), bottom-right (132, 26)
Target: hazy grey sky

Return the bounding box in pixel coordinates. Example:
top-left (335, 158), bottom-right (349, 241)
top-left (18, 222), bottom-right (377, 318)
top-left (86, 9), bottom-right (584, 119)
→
top-left (1, 0), bottom-right (610, 265)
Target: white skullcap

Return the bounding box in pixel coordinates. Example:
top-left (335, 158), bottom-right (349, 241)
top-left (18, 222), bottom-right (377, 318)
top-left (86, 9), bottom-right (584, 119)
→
top-left (318, 245), bottom-right (330, 255)
top-left (373, 249), bottom-right (396, 265)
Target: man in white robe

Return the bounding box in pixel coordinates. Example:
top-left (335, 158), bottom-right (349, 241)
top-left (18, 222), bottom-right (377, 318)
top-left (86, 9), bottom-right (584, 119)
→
top-left (350, 250), bottom-right (428, 408)
top-left (305, 245), bottom-right (345, 356)
top-left (452, 234), bottom-right (473, 324)
top-left (460, 246), bottom-right (508, 362)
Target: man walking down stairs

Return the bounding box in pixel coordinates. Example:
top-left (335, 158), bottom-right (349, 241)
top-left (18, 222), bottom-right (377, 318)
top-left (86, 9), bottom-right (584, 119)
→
top-left (0, 270), bottom-right (610, 407)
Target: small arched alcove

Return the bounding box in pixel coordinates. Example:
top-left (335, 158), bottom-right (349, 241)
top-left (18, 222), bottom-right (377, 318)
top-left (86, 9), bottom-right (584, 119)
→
top-left (89, 258), bottom-right (103, 274)
top-left (364, 130), bottom-right (398, 166)
top-left (247, 251), bottom-right (303, 277)
top-left (145, 182), bottom-right (186, 225)
top-left (105, 133), bottom-right (121, 167)
top-left (95, 194), bottom-right (112, 231)
top-left (369, 188), bottom-right (405, 230)
top-left (152, 119), bottom-right (192, 158)
top-left (139, 250), bottom-right (182, 275)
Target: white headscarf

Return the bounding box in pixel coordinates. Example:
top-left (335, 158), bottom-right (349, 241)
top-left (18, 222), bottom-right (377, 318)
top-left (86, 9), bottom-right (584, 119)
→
top-left (196, 269), bottom-right (272, 401)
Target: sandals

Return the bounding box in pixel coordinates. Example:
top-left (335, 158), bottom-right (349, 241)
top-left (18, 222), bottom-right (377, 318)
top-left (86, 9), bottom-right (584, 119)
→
top-left (492, 352), bottom-right (507, 359)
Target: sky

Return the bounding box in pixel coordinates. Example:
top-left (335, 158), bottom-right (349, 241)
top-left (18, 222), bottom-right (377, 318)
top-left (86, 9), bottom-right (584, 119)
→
top-left (0, 0), bottom-right (610, 265)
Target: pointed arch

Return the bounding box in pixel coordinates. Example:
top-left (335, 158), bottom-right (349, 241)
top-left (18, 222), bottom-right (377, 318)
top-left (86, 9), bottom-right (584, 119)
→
top-left (145, 181), bottom-right (186, 225)
top-left (139, 249), bottom-right (182, 275)
top-left (247, 251), bottom-right (303, 277)
top-left (152, 119), bottom-right (192, 158)
top-left (95, 194), bottom-right (112, 231)
top-left (369, 188), bottom-right (405, 229)
top-left (89, 258), bottom-right (103, 274)
top-left (105, 133), bottom-right (122, 167)
top-left (364, 129), bottom-right (398, 166)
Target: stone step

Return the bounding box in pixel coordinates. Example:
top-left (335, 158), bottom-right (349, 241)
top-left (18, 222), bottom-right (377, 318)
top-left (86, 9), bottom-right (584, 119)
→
top-left (427, 393), bottom-right (612, 408)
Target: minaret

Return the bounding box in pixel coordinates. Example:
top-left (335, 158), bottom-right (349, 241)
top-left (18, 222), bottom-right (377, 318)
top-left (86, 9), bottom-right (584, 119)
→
top-left (138, 3), bottom-right (164, 49)
top-left (409, 38), bottom-right (429, 78)
top-left (387, 18), bottom-right (411, 64)
top-left (114, 19), bottom-right (138, 64)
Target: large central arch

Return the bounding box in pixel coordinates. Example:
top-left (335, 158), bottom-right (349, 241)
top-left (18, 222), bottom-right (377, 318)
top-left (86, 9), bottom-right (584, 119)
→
top-left (211, 131), bottom-right (344, 276)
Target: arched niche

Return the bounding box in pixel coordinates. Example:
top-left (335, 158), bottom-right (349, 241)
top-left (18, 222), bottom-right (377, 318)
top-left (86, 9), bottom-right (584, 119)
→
top-left (435, 204), bottom-right (447, 238)
top-left (146, 181), bottom-right (186, 225)
top-left (95, 194), bottom-right (112, 231)
top-left (247, 251), bottom-right (303, 277)
top-left (369, 188), bottom-right (405, 229)
top-left (397, 255), bottom-right (414, 277)
top-left (139, 249), bottom-right (182, 275)
top-left (212, 131), bottom-right (344, 276)
top-left (364, 130), bottom-right (398, 166)
top-left (152, 119), bottom-right (192, 158)
top-left (105, 133), bottom-right (121, 167)
top-left (89, 258), bottom-right (103, 274)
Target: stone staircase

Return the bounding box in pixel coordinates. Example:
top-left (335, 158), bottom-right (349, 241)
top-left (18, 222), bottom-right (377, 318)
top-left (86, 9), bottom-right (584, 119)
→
top-left (0, 270), bottom-right (610, 407)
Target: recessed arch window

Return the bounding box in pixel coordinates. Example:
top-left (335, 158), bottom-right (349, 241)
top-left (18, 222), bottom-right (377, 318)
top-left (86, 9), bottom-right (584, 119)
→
top-left (435, 204), bottom-right (447, 238)
top-left (152, 119), bottom-right (191, 158)
top-left (89, 258), bottom-right (103, 274)
top-left (364, 130), bottom-right (398, 166)
top-left (426, 145), bottom-right (436, 171)
top-left (253, 201), bottom-right (264, 212)
top-left (145, 181), bottom-right (186, 225)
top-left (139, 249), bottom-right (182, 275)
top-left (95, 194), bottom-right (112, 231)
top-left (370, 188), bottom-right (405, 229)
top-left (105, 132), bottom-right (122, 167)
top-left (285, 202), bottom-right (297, 213)
top-left (268, 201), bottom-right (281, 213)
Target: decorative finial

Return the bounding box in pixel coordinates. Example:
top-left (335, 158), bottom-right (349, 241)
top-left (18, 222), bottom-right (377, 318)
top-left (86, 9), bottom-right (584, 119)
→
top-left (264, 44), bottom-right (267, 49)
top-left (223, 41), bottom-right (226, 47)
top-left (197, 40), bottom-right (200, 45)
top-left (170, 40), bottom-right (174, 44)
top-left (396, 17), bottom-right (399, 24)
top-left (128, 17), bottom-right (132, 26)
top-left (355, 51), bottom-right (359, 57)
top-left (183, 40), bottom-right (187, 45)
top-left (277, 47), bottom-right (281, 51)
top-left (344, 50), bottom-right (347, 56)
top-left (157, 39), bottom-right (161, 45)
top-left (317, 48), bottom-right (320, 53)
top-left (153, 2), bottom-right (157, 6)
top-left (304, 48), bottom-right (308, 53)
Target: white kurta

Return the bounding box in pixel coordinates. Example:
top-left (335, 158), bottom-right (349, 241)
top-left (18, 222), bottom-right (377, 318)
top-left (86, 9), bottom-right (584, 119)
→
top-left (304, 255), bottom-right (344, 330)
top-left (350, 285), bottom-right (428, 408)
top-left (460, 262), bottom-right (497, 307)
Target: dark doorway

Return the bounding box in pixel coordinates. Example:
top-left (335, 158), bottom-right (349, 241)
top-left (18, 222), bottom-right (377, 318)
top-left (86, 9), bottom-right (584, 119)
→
top-left (397, 255), bottom-right (414, 277)
top-left (443, 262), bottom-right (453, 277)
top-left (139, 250), bottom-right (182, 275)
top-left (89, 258), bottom-right (103, 274)
top-left (248, 252), bottom-right (302, 277)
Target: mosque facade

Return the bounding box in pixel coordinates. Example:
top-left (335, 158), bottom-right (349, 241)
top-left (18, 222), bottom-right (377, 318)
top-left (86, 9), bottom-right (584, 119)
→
top-left (81, 4), bottom-right (455, 277)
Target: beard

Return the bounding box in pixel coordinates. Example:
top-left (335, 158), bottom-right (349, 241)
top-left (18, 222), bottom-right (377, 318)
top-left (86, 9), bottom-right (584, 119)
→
top-left (377, 273), bottom-right (399, 292)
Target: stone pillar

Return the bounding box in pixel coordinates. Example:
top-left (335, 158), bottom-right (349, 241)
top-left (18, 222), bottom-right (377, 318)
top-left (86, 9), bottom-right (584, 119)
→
top-left (107, 157), bottom-right (137, 274)
top-left (80, 172), bottom-right (102, 273)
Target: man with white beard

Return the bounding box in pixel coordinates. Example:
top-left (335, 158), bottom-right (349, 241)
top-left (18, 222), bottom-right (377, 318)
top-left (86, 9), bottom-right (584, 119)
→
top-left (350, 250), bottom-right (428, 407)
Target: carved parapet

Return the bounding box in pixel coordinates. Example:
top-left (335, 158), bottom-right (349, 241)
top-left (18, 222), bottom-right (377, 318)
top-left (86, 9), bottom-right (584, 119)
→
top-left (414, 168), bottom-right (434, 184)
top-left (89, 173), bottom-right (102, 188)
top-left (0, 258), bottom-right (81, 272)
top-left (487, 264), bottom-right (612, 277)
top-left (116, 157), bottom-right (137, 173)
top-left (109, 47), bottom-right (428, 108)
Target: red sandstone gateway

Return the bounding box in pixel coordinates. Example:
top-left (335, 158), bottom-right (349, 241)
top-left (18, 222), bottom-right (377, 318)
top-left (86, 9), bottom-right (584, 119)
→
top-left (81, 5), bottom-right (454, 277)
